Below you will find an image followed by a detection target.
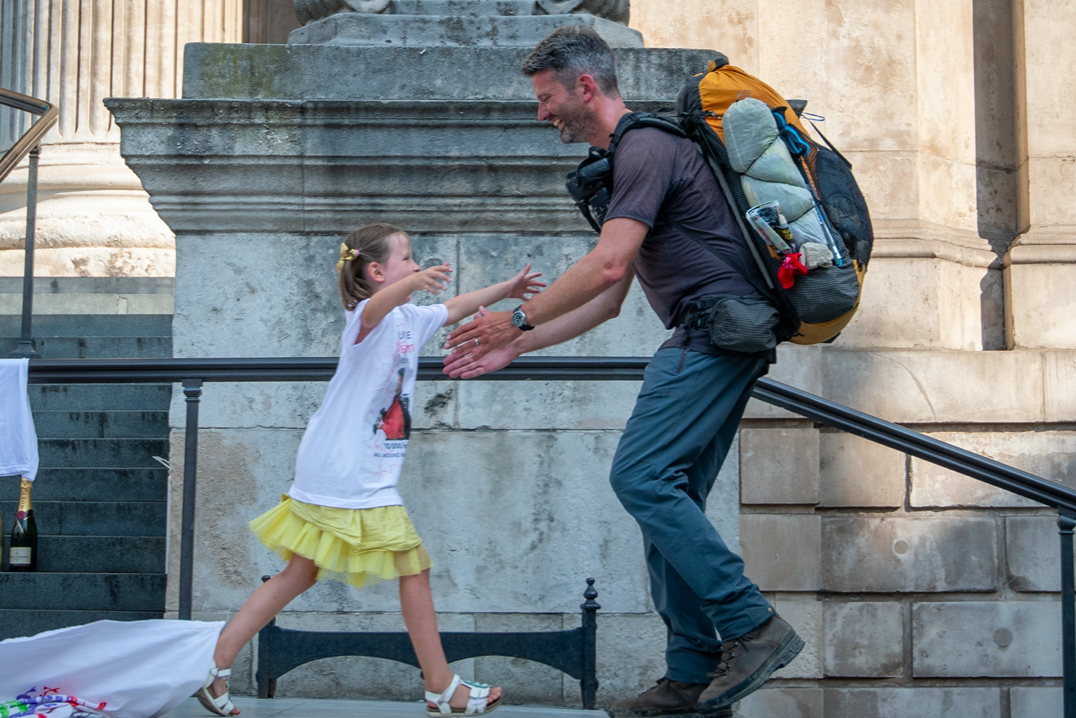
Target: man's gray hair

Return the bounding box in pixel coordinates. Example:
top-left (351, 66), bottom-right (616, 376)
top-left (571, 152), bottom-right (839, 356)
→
top-left (522, 26), bottom-right (620, 97)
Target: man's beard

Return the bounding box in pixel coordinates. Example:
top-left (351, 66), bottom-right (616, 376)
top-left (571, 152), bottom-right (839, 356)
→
top-left (557, 104), bottom-right (598, 145)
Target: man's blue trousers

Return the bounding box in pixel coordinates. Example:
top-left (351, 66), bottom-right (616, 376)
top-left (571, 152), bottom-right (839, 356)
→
top-left (610, 347), bottom-right (775, 684)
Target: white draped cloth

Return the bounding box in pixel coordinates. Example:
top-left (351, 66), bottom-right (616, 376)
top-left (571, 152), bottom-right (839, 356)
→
top-left (0, 358), bottom-right (38, 480)
top-left (0, 619), bottom-right (224, 718)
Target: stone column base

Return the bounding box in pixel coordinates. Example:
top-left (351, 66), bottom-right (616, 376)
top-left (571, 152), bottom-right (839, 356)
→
top-left (1003, 229), bottom-right (1076, 349)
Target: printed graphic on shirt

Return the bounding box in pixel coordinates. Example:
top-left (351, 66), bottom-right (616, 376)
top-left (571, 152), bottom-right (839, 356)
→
top-left (374, 367), bottom-right (411, 440)
top-left (371, 319), bottom-right (417, 471)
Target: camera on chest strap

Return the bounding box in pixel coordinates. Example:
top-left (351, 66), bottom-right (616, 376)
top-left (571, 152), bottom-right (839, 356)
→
top-left (565, 146), bottom-right (613, 233)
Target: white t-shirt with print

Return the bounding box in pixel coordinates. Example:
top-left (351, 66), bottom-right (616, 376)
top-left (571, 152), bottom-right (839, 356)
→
top-left (289, 300), bottom-right (448, 509)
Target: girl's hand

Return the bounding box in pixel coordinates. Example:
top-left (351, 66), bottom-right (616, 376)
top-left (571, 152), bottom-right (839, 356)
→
top-left (504, 264), bottom-right (546, 301)
top-left (411, 263), bottom-right (452, 294)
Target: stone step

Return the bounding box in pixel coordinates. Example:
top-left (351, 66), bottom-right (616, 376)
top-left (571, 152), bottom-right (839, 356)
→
top-left (0, 277), bottom-right (175, 295)
top-left (0, 277), bottom-right (174, 317)
top-left (0, 292), bottom-right (173, 629)
top-left (29, 384), bottom-right (172, 412)
top-left (392, 0), bottom-right (534, 15)
top-left (38, 438), bottom-right (170, 469)
top-left (0, 293), bottom-right (173, 315)
top-left (1, 535), bottom-right (166, 573)
top-left (0, 500), bottom-right (166, 537)
top-left (32, 410), bottom-right (169, 439)
top-left (0, 609), bottom-right (163, 641)
top-left (0, 468), bottom-right (167, 503)
top-left (0, 572), bottom-right (166, 611)
top-left (0, 335), bottom-right (171, 359)
top-left (0, 313), bottom-right (173, 337)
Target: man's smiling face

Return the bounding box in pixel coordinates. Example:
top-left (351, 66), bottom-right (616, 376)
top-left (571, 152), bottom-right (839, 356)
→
top-left (531, 68), bottom-right (594, 145)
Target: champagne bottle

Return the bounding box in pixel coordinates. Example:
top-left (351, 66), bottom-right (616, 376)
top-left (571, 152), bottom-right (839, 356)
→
top-left (9, 478), bottom-right (37, 572)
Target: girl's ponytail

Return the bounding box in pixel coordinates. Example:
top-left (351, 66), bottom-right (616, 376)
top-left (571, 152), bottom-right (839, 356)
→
top-left (337, 223), bottom-right (406, 310)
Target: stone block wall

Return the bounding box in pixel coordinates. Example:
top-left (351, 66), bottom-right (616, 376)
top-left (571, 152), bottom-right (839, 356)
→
top-left (738, 415), bottom-right (1075, 716)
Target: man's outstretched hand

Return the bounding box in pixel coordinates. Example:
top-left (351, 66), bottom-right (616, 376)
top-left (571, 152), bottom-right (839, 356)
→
top-left (442, 341), bottom-right (520, 379)
top-left (442, 308), bottom-right (521, 378)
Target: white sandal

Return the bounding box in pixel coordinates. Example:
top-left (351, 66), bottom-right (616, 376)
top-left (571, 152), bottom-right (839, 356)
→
top-left (425, 674), bottom-right (502, 716)
top-left (195, 663), bottom-right (237, 716)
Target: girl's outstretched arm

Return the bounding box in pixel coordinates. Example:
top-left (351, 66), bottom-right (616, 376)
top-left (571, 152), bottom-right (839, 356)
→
top-left (443, 264), bottom-right (545, 326)
top-left (356, 264), bottom-right (452, 344)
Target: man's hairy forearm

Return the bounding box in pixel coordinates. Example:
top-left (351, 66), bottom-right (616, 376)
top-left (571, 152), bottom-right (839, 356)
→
top-left (519, 251), bottom-right (617, 327)
top-left (521, 218), bottom-right (647, 327)
top-left (516, 270), bottom-right (633, 354)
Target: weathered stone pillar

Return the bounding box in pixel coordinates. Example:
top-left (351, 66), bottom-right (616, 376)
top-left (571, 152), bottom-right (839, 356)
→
top-left (1002, 0), bottom-right (1076, 349)
top-left (0, 0), bottom-right (243, 277)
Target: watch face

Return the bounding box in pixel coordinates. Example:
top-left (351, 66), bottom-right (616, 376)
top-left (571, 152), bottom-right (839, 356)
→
top-left (512, 308), bottom-right (526, 328)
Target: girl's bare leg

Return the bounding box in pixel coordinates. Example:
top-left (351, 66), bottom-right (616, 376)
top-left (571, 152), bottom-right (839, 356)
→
top-left (399, 569), bottom-right (502, 711)
top-left (208, 555), bottom-right (320, 714)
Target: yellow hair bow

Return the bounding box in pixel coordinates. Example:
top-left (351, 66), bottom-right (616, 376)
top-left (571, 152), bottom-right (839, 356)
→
top-left (335, 243), bottom-right (360, 272)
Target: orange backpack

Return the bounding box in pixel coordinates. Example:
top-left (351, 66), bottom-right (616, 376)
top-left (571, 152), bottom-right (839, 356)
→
top-left (677, 58), bottom-right (874, 345)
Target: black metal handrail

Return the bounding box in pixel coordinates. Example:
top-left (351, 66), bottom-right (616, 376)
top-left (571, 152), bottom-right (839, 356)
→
top-left (2, 86), bottom-right (59, 359)
top-left (0, 88), bottom-right (56, 184)
top-left (27, 356), bottom-right (1076, 514)
top-left (21, 356), bottom-right (1076, 715)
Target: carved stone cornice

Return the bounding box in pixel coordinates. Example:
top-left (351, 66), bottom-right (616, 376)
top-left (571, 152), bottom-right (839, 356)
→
top-left (289, 0), bottom-right (638, 46)
top-left (869, 219), bottom-right (1001, 269)
top-left (535, 0), bottom-right (628, 24)
top-left (295, 0), bottom-right (629, 24)
top-left (295, 0), bottom-right (392, 24)
top-left (105, 98), bottom-right (592, 234)
top-left (107, 45), bottom-right (714, 235)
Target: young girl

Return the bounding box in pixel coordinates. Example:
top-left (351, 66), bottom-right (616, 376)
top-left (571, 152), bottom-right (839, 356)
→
top-left (196, 223), bottom-right (544, 717)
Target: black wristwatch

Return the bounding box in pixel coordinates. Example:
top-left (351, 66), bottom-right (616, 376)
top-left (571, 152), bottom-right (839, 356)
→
top-left (511, 305), bottom-right (535, 331)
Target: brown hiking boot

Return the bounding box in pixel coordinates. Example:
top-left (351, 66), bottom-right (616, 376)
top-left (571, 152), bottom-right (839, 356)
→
top-left (695, 614), bottom-right (804, 712)
top-left (606, 678), bottom-right (731, 718)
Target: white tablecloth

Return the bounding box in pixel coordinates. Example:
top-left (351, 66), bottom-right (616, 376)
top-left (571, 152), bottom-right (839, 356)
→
top-left (0, 619), bottom-right (224, 718)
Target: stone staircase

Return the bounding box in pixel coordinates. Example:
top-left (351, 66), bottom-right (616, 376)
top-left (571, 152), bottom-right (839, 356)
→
top-left (0, 277), bottom-right (173, 640)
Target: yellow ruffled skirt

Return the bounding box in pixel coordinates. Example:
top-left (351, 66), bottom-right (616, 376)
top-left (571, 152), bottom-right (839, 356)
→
top-left (249, 495), bottom-right (432, 589)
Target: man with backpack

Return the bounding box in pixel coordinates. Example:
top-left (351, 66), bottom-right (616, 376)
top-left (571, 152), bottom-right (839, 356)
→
top-left (442, 26), bottom-right (803, 716)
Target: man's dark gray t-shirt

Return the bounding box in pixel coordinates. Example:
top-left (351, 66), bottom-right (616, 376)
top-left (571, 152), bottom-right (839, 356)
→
top-left (604, 125), bottom-right (771, 357)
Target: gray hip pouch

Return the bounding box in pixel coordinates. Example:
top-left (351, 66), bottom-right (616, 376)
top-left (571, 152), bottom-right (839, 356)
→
top-left (688, 294), bottom-right (780, 354)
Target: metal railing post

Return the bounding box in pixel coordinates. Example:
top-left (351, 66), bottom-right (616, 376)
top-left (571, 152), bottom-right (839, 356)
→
top-left (580, 577), bottom-right (600, 710)
top-left (10, 144), bottom-right (40, 359)
top-left (1061, 510), bottom-right (1076, 718)
top-left (256, 575), bottom-right (277, 699)
top-left (179, 379), bottom-right (203, 620)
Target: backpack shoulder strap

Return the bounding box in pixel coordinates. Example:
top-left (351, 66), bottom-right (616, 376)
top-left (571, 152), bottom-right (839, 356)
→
top-left (606, 112), bottom-right (686, 158)
top-left (564, 112), bottom-right (689, 233)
